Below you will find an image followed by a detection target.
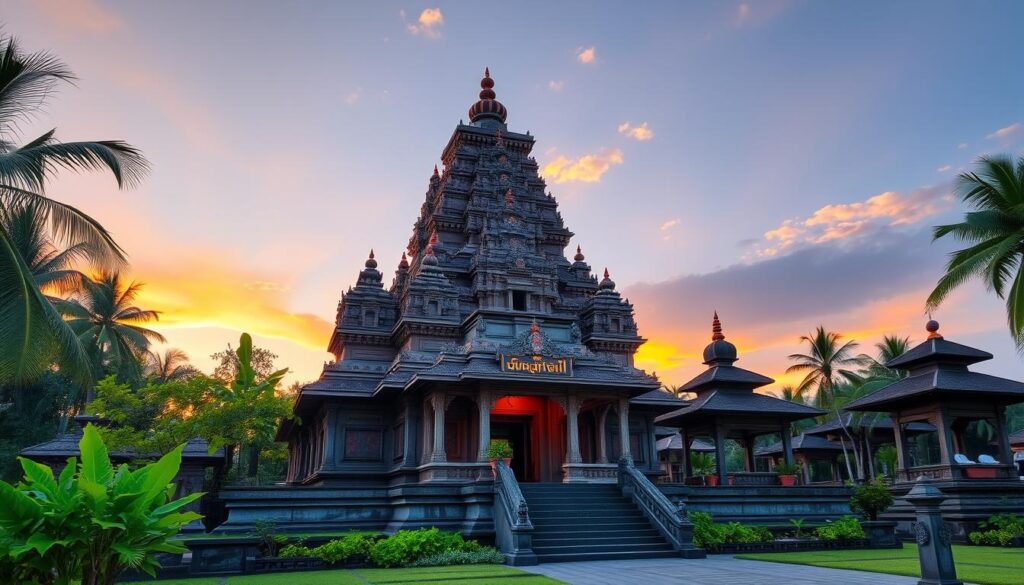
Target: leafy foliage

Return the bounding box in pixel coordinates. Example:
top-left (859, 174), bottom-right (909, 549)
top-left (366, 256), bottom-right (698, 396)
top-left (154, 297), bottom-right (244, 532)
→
top-left (928, 155), bottom-right (1024, 351)
top-left (848, 478), bottom-right (895, 521)
top-left (0, 32), bottom-right (148, 387)
top-left (690, 452), bottom-right (715, 477)
top-left (815, 516), bottom-right (865, 541)
top-left (968, 514), bottom-right (1024, 547)
top-left (0, 425), bottom-right (199, 585)
top-left (774, 462), bottom-right (800, 475)
top-left (486, 439), bottom-right (513, 459)
top-left (690, 512), bottom-right (773, 548)
top-left (368, 528), bottom-right (479, 568)
top-left (0, 372), bottom-right (81, 482)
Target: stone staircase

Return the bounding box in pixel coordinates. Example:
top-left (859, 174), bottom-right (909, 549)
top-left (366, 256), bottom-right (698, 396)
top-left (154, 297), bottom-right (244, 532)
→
top-left (518, 483), bottom-right (678, 563)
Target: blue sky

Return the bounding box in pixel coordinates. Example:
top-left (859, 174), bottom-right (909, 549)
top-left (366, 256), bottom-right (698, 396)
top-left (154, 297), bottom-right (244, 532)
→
top-left (6, 0), bottom-right (1024, 387)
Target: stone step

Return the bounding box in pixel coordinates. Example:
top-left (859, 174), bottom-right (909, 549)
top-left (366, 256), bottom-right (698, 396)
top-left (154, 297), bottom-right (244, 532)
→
top-left (529, 511), bottom-right (647, 521)
top-left (535, 549), bottom-right (680, 563)
top-left (533, 542), bottom-right (675, 555)
top-left (532, 534), bottom-right (665, 546)
top-left (530, 526), bottom-right (662, 537)
top-left (531, 520), bottom-right (655, 532)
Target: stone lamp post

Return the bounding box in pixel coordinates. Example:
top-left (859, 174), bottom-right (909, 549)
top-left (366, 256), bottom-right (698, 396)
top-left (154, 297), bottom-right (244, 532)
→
top-left (904, 476), bottom-right (962, 585)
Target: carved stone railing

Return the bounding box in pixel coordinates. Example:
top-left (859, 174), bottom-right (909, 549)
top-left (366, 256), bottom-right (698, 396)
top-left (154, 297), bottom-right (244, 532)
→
top-left (493, 460), bottom-right (538, 566)
top-left (618, 459), bottom-right (706, 558)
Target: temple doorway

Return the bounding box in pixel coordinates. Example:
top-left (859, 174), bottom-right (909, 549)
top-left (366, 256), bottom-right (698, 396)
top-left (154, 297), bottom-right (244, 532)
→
top-left (492, 416), bottom-right (532, 481)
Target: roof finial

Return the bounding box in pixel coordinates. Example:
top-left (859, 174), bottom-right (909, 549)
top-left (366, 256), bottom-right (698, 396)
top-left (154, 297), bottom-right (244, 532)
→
top-left (574, 245), bottom-right (585, 263)
top-left (926, 318), bottom-right (942, 340)
top-left (712, 311), bottom-right (725, 341)
top-left (365, 249), bottom-right (377, 269)
top-left (399, 251), bottom-right (409, 269)
top-left (604, 267), bottom-right (610, 279)
top-left (433, 164), bottom-right (439, 177)
top-left (485, 66), bottom-right (490, 78)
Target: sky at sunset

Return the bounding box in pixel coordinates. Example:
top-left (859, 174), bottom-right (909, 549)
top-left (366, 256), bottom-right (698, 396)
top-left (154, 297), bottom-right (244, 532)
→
top-left (6, 0), bottom-right (1024, 391)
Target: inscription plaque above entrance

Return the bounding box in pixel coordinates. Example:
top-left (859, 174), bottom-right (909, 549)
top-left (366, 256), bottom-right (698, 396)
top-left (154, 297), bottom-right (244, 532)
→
top-left (500, 355), bottom-right (574, 376)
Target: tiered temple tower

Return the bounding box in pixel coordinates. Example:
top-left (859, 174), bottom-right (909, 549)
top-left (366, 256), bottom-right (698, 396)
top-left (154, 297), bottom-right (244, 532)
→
top-left (280, 70), bottom-right (675, 491)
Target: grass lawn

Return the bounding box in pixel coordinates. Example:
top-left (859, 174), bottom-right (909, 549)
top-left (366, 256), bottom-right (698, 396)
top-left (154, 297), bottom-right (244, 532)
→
top-left (142, 565), bottom-right (562, 585)
top-left (735, 544), bottom-right (1022, 585)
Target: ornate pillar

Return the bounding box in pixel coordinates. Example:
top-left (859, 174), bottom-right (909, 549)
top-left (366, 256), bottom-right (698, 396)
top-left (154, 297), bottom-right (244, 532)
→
top-left (430, 392), bottom-right (448, 463)
top-left (421, 398), bottom-right (433, 464)
top-left (892, 413), bottom-right (908, 478)
top-left (477, 390), bottom-right (494, 462)
top-left (714, 422), bottom-right (728, 485)
top-left (596, 404), bottom-right (610, 463)
top-left (618, 397), bottom-right (632, 463)
top-left (566, 393), bottom-right (582, 464)
top-left (402, 395), bottom-right (420, 468)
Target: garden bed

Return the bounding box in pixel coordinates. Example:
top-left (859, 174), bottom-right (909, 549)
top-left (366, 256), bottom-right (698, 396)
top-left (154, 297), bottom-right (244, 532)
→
top-left (705, 537), bottom-right (870, 554)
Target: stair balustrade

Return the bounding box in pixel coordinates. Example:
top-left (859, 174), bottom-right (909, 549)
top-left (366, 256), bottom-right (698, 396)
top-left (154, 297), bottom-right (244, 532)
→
top-left (493, 460), bottom-right (538, 566)
top-left (618, 458), bottom-right (706, 558)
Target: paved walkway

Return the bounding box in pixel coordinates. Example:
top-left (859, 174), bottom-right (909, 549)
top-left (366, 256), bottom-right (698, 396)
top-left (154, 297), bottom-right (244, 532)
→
top-left (521, 556), bottom-right (921, 585)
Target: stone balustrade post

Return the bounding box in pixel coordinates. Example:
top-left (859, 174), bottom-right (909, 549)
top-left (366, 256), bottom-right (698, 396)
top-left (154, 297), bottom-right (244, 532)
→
top-left (905, 476), bottom-right (962, 585)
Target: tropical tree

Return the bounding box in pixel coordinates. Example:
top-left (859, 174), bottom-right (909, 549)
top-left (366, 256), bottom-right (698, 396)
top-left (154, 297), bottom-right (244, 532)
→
top-left (865, 335), bottom-right (911, 379)
top-left (58, 273), bottom-right (165, 385)
top-left (787, 327), bottom-right (872, 478)
top-left (786, 327), bottom-right (870, 409)
top-left (0, 201), bottom-right (90, 298)
top-left (144, 348), bottom-right (197, 383)
top-left (0, 33), bottom-right (148, 387)
top-left (927, 155), bottom-right (1024, 350)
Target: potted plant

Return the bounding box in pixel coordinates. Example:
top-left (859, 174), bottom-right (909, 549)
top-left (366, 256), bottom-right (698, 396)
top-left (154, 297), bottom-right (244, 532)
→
top-left (849, 478), bottom-right (900, 548)
top-left (774, 462), bottom-right (800, 486)
top-left (691, 452), bottom-right (718, 486)
top-left (487, 439), bottom-right (513, 472)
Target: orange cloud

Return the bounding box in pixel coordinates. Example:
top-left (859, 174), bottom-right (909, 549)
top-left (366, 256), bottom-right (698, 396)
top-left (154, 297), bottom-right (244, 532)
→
top-left (403, 8), bottom-right (445, 39)
top-left (756, 186), bottom-right (952, 257)
top-left (542, 149), bottom-right (623, 183)
top-left (577, 46), bottom-right (597, 64)
top-left (618, 122), bottom-right (655, 141)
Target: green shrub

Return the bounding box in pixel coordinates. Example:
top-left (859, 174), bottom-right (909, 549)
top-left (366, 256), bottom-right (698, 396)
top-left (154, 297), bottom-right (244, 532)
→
top-left (849, 479), bottom-right (894, 521)
top-left (279, 543), bottom-right (313, 558)
top-left (368, 528), bottom-right (475, 568)
top-left (313, 532), bottom-right (378, 564)
top-left (487, 439), bottom-right (513, 460)
top-left (774, 462), bottom-right (800, 475)
top-left (689, 511), bottom-right (773, 547)
top-left (816, 516), bottom-right (865, 541)
top-left (407, 547), bottom-right (505, 567)
top-left (968, 513), bottom-right (1024, 547)
top-left (0, 425), bottom-right (201, 584)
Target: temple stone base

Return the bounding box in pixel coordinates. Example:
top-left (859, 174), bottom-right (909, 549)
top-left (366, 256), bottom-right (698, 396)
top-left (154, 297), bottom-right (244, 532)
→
top-left (561, 463), bottom-right (618, 483)
top-left (214, 482), bottom-right (495, 538)
top-left (660, 484), bottom-right (854, 524)
top-left (883, 479), bottom-right (1024, 541)
top-left (416, 462), bottom-right (493, 483)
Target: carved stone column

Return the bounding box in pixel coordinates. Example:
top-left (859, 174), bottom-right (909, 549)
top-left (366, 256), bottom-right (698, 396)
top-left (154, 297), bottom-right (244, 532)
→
top-left (477, 390), bottom-right (494, 462)
top-left (430, 392), bottom-right (448, 463)
top-left (596, 404), bottom-right (610, 464)
top-left (566, 393), bottom-right (582, 464)
top-left (906, 477), bottom-right (962, 585)
top-left (618, 397), bottom-right (632, 463)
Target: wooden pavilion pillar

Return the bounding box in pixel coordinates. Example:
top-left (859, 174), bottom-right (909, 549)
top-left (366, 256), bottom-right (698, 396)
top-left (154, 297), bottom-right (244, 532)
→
top-left (780, 422), bottom-right (795, 465)
top-left (743, 433), bottom-right (757, 472)
top-left (994, 405), bottom-right (1012, 464)
top-left (937, 408), bottom-right (956, 466)
top-left (681, 430), bottom-right (691, 481)
top-left (713, 421), bottom-right (728, 485)
top-left (891, 412), bottom-right (909, 478)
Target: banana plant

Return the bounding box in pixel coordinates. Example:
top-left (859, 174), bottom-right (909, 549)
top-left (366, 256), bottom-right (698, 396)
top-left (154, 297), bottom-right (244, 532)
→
top-left (0, 425), bottom-right (201, 585)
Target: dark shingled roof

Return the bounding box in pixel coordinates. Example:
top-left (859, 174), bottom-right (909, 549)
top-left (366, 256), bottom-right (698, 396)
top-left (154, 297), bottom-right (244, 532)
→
top-left (21, 423), bottom-right (222, 465)
top-left (755, 434), bottom-right (845, 456)
top-left (656, 434), bottom-right (715, 452)
top-left (631, 389), bottom-right (688, 410)
top-left (803, 413), bottom-right (935, 436)
top-left (679, 365), bottom-right (773, 393)
top-left (887, 337), bottom-right (992, 371)
top-left (655, 389), bottom-right (824, 426)
top-left (845, 369), bottom-right (1024, 411)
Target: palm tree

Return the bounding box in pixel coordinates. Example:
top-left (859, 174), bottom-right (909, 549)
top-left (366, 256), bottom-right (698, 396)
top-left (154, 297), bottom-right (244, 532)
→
top-left (58, 273), bottom-right (165, 384)
top-left (145, 348), bottom-right (197, 383)
top-left (927, 155), bottom-right (1024, 350)
top-left (786, 327), bottom-right (870, 409)
top-left (787, 326), bottom-right (872, 479)
top-left (0, 33), bottom-right (148, 386)
top-left (864, 335), bottom-right (912, 379)
top-left (0, 201), bottom-right (90, 298)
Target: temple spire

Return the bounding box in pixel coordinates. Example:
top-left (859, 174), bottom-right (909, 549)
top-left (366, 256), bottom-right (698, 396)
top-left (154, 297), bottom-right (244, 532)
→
top-left (574, 245), bottom-right (585, 263)
top-left (468, 67), bottom-right (508, 125)
top-left (712, 311), bottom-right (725, 341)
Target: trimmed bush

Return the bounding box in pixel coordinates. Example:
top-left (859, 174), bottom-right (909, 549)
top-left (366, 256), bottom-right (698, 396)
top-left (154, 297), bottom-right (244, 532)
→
top-left (690, 511), bottom-right (773, 548)
top-left (407, 547), bottom-right (505, 567)
top-left (968, 513), bottom-right (1024, 547)
top-left (368, 528), bottom-right (475, 568)
top-left (849, 479), bottom-right (894, 521)
top-left (278, 532), bottom-right (379, 564)
top-left (816, 516), bottom-right (865, 541)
